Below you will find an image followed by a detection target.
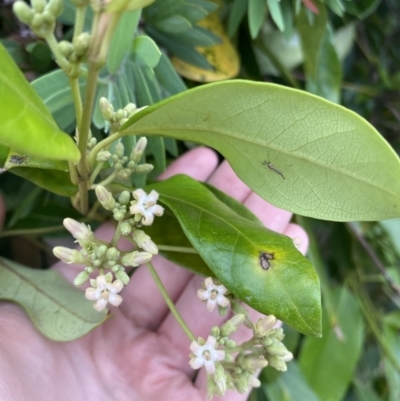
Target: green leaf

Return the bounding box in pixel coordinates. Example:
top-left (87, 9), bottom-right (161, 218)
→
top-left (227, 0), bottom-right (248, 37)
top-left (299, 287), bottom-right (364, 401)
top-left (0, 257), bottom-right (106, 341)
top-left (10, 167), bottom-right (77, 197)
top-left (262, 361), bottom-right (321, 401)
top-left (153, 52), bottom-right (186, 95)
top-left (121, 80), bottom-right (400, 221)
top-left (248, 0), bottom-right (267, 39)
top-left (152, 15), bottom-right (192, 33)
top-left (0, 44), bottom-right (80, 162)
top-left (148, 175), bottom-right (321, 336)
top-left (267, 0), bottom-right (285, 32)
top-left (132, 35), bottom-right (162, 69)
top-left (107, 9), bottom-right (141, 74)
top-left (383, 322), bottom-right (400, 401)
top-left (4, 149), bottom-right (68, 171)
top-left (354, 380), bottom-right (383, 401)
top-left (344, 0), bottom-right (381, 19)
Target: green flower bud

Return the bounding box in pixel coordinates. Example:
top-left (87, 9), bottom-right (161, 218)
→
top-left (85, 266), bottom-right (94, 273)
top-left (99, 97), bottom-right (114, 121)
top-left (73, 271), bottom-right (90, 286)
top-left (210, 326), bottom-right (220, 338)
top-left (115, 142), bottom-right (125, 158)
top-left (58, 40), bottom-right (74, 57)
top-left (115, 269), bottom-right (130, 285)
top-left (118, 191), bottom-right (131, 205)
top-left (89, 137), bottom-right (97, 148)
top-left (127, 161), bottom-right (136, 169)
top-left (119, 221), bottom-right (132, 236)
top-left (106, 247), bottom-right (120, 261)
top-left (115, 109), bottom-right (127, 121)
top-left (42, 9), bottom-right (54, 24)
top-left (31, 0), bottom-right (46, 13)
top-left (214, 363), bottom-right (227, 396)
top-left (116, 168), bottom-right (131, 180)
top-left (266, 340), bottom-right (287, 357)
top-left (133, 230), bottom-right (158, 254)
top-left (111, 154), bottom-right (119, 162)
top-left (113, 210), bottom-right (126, 222)
top-left (96, 150), bottom-right (112, 162)
top-left (46, 0), bottom-right (64, 17)
top-left (13, 1), bottom-right (34, 25)
top-left (220, 314), bottom-right (245, 337)
top-left (266, 354), bottom-right (288, 372)
top-left (271, 328), bottom-right (285, 341)
top-left (95, 244), bottom-right (108, 258)
top-left (95, 185), bottom-right (116, 210)
top-left (74, 32), bottom-right (91, 57)
top-left (235, 374), bottom-right (249, 394)
top-left (255, 315), bottom-right (277, 337)
top-left (31, 13), bottom-right (45, 29)
top-left (134, 163), bottom-right (154, 174)
top-left (241, 356), bottom-right (268, 370)
top-left (114, 162), bottom-right (123, 172)
top-left (121, 251), bottom-right (152, 267)
top-left (92, 259), bottom-right (101, 267)
top-left (224, 339), bottom-right (236, 348)
top-left (124, 102), bottom-right (136, 115)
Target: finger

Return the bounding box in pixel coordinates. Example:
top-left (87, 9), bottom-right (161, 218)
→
top-left (119, 147), bottom-right (219, 328)
top-left (0, 196), bottom-right (5, 232)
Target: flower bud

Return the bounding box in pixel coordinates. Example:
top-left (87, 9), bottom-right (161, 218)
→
top-left (115, 269), bottom-right (130, 285)
top-left (266, 355), bottom-right (288, 372)
top-left (31, 0), bottom-right (46, 13)
top-left (210, 326), bottom-right (220, 338)
top-left (13, 1), bottom-right (33, 25)
top-left (58, 40), bottom-right (74, 57)
top-left (73, 271), bottom-right (90, 286)
top-left (131, 137), bottom-right (147, 163)
top-left (271, 327), bottom-right (285, 341)
top-left (266, 340), bottom-right (288, 357)
top-left (53, 246), bottom-right (84, 264)
top-left (31, 13), bottom-right (45, 29)
top-left (114, 162), bottom-right (123, 171)
top-left (235, 374), bottom-right (249, 394)
top-left (96, 150), bottom-right (112, 162)
top-left (242, 356), bottom-right (268, 370)
top-left (255, 315), bottom-right (277, 337)
top-left (95, 244), bottom-right (108, 258)
top-left (224, 339), bottom-right (236, 348)
top-left (132, 230), bottom-right (158, 254)
top-left (119, 221), bottom-right (132, 236)
top-left (42, 10), bottom-right (54, 24)
top-left (99, 97), bottom-right (114, 121)
top-left (214, 363), bottom-right (227, 395)
top-left (115, 142), bottom-right (125, 158)
top-left (46, 0), bottom-right (63, 17)
top-left (118, 191), bottom-right (131, 205)
top-left (121, 251), bottom-right (152, 267)
top-left (74, 32), bottom-right (91, 57)
top-left (115, 109), bottom-right (126, 121)
top-left (89, 137), bottom-right (97, 148)
top-left (95, 185), bottom-right (116, 210)
top-left (116, 168), bottom-right (131, 180)
top-left (124, 102), bottom-right (136, 115)
top-left (220, 314), bottom-right (245, 337)
top-left (134, 163), bottom-right (154, 174)
top-left (63, 218), bottom-right (91, 240)
top-left (106, 247), bottom-right (120, 261)
top-left (113, 210), bottom-right (126, 222)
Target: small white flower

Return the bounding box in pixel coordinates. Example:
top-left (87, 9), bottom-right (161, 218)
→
top-left (85, 272), bottom-right (123, 311)
top-left (198, 277), bottom-right (230, 311)
top-left (130, 189), bottom-right (164, 226)
top-left (189, 336), bottom-right (225, 374)
top-left (63, 218), bottom-right (91, 241)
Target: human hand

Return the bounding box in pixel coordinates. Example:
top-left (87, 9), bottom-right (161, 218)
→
top-left (0, 148), bottom-right (308, 401)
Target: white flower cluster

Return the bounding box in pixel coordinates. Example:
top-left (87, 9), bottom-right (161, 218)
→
top-left (191, 278), bottom-right (293, 398)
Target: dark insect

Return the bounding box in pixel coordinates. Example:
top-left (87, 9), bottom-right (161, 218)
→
top-left (9, 154), bottom-right (27, 165)
top-left (262, 160), bottom-right (285, 180)
top-left (259, 252), bottom-right (274, 270)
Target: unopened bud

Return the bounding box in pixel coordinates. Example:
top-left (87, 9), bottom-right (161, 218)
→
top-left (131, 137), bottom-right (147, 163)
top-left (73, 271), bottom-right (90, 286)
top-left (46, 0), bottom-right (63, 17)
top-left (41, 10), bottom-right (54, 24)
top-left (95, 185), bottom-right (116, 210)
top-left (121, 251), bottom-right (152, 267)
top-left (96, 150), bottom-right (112, 162)
top-left (99, 97), bottom-right (114, 121)
top-left (31, 0), bottom-right (46, 13)
top-left (117, 168), bottom-right (131, 180)
top-left (134, 163), bottom-right (154, 174)
top-left (13, 1), bottom-right (33, 25)
top-left (118, 191), bottom-right (131, 205)
top-left (132, 230), bottom-right (158, 254)
top-left (115, 269), bottom-right (130, 285)
top-left (113, 210), bottom-right (126, 221)
top-left (74, 32), bottom-right (91, 57)
top-left (58, 40), bottom-right (74, 57)
top-left (95, 244), bottom-right (108, 258)
top-left (115, 142), bottom-right (125, 158)
top-left (31, 13), bottom-right (45, 29)
top-left (53, 246), bottom-right (84, 264)
top-left (266, 340), bottom-right (288, 357)
top-left (106, 247), bottom-right (120, 261)
top-left (235, 374), bottom-right (249, 394)
top-left (220, 314), bottom-right (245, 337)
top-left (63, 218), bottom-right (91, 240)
top-left (255, 315), bottom-right (277, 337)
top-left (114, 162), bottom-right (123, 171)
top-left (210, 326), bottom-right (220, 338)
top-left (214, 363), bottom-right (227, 395)
top-left (266, 355), bottom-right (288, 372)
top-left (119, 221), bottom-right (132, 236)
top-left (271, 327), bottom-right (285, 341)
top-left (115, 109), bottom-right (127, 121)
top-left (124, 102), bottom-right (136, 115)
top-left (242, 356), bottom-right (268, 370)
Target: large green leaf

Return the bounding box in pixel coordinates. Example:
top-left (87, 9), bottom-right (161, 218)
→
top-left (0, 44), bottom-right (80, 162)
top-left (0, 257), bottom-right (106, 341)
top-left (121, 80), bottom-right (400, 221)
top-left (148, 175), bottom-right (321, 336)
top-left (299, 287), bottom-right (364, 401)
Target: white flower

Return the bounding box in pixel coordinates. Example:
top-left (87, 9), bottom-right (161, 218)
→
top-left (189, 336), bottom-right (225, 374)
top-left (85, 273), bottom-right (123, 311)
top-left (197, 277), bottom-right (230, 311)
top-left (63, 218), bottom-right (91, 241)
top-left (130, 189), bottom-right (164, 226)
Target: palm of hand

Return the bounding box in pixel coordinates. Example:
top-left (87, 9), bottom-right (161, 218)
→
top-left (0, 148), bottom-right (307, 401)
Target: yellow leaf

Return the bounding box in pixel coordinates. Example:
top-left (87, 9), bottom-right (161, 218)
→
top-left (172, 6), bottom-right (239, 82)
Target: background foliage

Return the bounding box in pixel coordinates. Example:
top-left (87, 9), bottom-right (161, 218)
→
top-left (1, 0), bottom-right (400, 400)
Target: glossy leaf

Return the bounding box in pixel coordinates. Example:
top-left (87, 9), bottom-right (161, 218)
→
top-left (121, 80), bottom-right (400, 221)
top-left (267, 0), bottom-right (285, 31)
top-left (0, 44), bottom-right (80, 162)
top-left (227, 0), bottom-right (248, 37)
top-left (148, 175), bottom-right (321, 336)
top-left (107, 9), bottom-right (141, 74)
top-left (0, 257), bottom-right (106, 341)
top-left (4, 149), bottom-right (68, 171)
top-left (132, 35), bottom-right (162, 69)
top-left (248, 0), bottom-right (267, 39)
top-left (299, 287), bottom-right (364, 401)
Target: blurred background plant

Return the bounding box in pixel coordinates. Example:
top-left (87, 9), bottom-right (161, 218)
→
top-left (1, 0), bottom-right (400, 400)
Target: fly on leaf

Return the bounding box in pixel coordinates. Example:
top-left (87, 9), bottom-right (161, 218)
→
top-left (262, 161), bottom-right (285, 180)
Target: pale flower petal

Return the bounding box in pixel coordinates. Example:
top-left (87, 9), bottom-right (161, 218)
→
top-left (130, 189), bottom-right (164, 226)
top-left (197, 277), bottom-right (230, 311)
top-left (84, 274), bottom-right (124, 311)
top-left (189, 336), bottom-right (225, 375)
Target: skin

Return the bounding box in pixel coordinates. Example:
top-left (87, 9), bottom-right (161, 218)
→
top-left (0, 148), bottom-right (308, 401)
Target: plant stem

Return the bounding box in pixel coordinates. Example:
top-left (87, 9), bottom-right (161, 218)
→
top-left (44, 33), bottom-right (70, 71)
top-left (73, 5), bottom-right (87, 41)
top-left (70, 77), bottom-right (83, 125)
top-left (146, 261), bottom-right (196, 341)
top-left (91, 172), bottom-right (117, 189)
top-left (157, 245), bottom-right (198, 254)
top-left (111, 222), bottom-right (122, 247)
top-left (89, 131), bottom-right (123, 168)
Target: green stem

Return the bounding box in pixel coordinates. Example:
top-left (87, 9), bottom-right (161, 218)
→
top-left (70, 77), bottom-right (83, 125)
top-left (157, 245), bottom-right (198, 254)
top-left (89, 131), bottom-right (123, 168)
top-left (91, 172), bottom-right (117, 189)
top-left (73, 5), bottom-right (87, 41)
top-left (146, 261), bottom-right (196, 341)
top-left (89, 162), bottom-right (104, 185)
top-left (44, 33), bottom-right (70, 71)
top-left (111, 222), bottom-right (122, 247)
top-left (68, 161), bottom-right (80, 185)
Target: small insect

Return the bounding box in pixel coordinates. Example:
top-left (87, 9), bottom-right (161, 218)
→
top-left (9, 154), bottom-right (27, 165)
top-left (259, 252), bottom-right (274, 271)
top-left (262, 160), bottom-right (285, 180)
